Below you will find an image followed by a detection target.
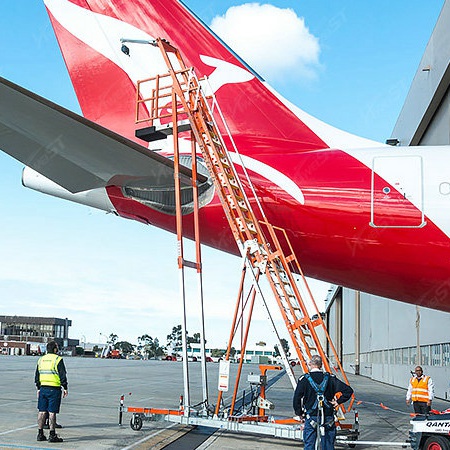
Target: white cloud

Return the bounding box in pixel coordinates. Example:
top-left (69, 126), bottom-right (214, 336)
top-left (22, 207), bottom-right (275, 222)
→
top-left (210, 3), bottom-right (320, 82)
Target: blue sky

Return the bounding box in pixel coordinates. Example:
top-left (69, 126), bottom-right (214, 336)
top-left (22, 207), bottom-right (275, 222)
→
top-left (0, 1), bottom-right (444, 348)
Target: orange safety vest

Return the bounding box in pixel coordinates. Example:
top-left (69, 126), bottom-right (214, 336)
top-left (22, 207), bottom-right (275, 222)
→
top-left (410, 376), bottom-right (431, 402)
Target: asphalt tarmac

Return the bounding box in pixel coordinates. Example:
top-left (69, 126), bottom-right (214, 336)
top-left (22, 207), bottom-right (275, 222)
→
top-left (0, 356), bottom-right (449, 449)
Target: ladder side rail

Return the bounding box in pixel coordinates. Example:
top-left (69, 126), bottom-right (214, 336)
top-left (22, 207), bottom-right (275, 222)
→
top-left (186, 73), bottom-right (272, 245)
top-left (266, 257), bottom-right (311, 330)
top-left (260, 222), bottom-right (313, 308)
top-left (255, 232), bottom-right (317, 362)
top-left (188, 113), bottom-right (254, 248)
top-left (187, 98), bottom-right (263, 245)
top-left (190, 136), bottom-right (209, 410)
top-left (259, 222), bottom-right (312, 320)
top-left (243, 258), bottom-right (298, 389)
top-left (258, 222), bottom-right (339, 373)
top-left (151, 41), bottom-right (267, 249)
top-left (199, 135), bottom-right (252, 243)
top-left (171, 92), bottom-right (191, 416)
top-left (269, 224), bottom-right (351, 378)
top-left (261, 223), bottom-right (337, 358)
top-left (157, 64), bottom-right (254, 248)
top-left (195, 84), bottom-right (323, 373)
top-left (188, 68), bottom-right (202, 111)
top-left (229, 280), bottom-right (259, 417)
top-left (201, 88), bottom-right (265, 221)
top-left (265, 224), bottom-right (355, 410)
top-left (261, 269), bottom-right (311, 373)
top-left (170, 67), bottom-right (278, 264)
top-left (152, 75), bottom-right (160, 124)
top-left (202, 80), bottom-right (268, 223)
top-left (261, 223), bottom-right (337, 360)
top-left (200, 151), bottom-right (247, 248)
top-left (271, 257), bottom-right (331, 371)
top-left (214, 256), bottom-right (249, 417)
top-left (264, 262), bottom-right (313, 357)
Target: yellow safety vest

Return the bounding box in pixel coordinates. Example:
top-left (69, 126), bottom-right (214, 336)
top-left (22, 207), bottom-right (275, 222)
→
top-left (37, 353), bottom-right (62, 387)
top-left (410, 376), bottom-right (430, 402)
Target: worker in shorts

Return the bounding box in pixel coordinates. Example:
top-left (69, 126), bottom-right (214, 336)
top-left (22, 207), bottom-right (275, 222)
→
top-left (35, 341), bottom-right (68, 442)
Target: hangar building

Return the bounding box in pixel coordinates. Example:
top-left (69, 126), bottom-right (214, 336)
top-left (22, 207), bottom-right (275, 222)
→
top-left (325, 0), bottom-right (450, 401)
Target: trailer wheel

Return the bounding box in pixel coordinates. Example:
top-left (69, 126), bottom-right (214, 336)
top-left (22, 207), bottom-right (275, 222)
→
top-left (423, 435), bottom-right (450, 450)
top-left (130, 414), bottom-right (143, 431)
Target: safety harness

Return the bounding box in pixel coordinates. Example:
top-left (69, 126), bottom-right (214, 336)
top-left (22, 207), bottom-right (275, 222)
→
top-left (305, 372), bottom-right (334, 449)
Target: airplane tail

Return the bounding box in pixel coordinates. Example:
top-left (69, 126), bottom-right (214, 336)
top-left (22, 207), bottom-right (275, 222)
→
top-left (44, 0), bottom-right (381, 153)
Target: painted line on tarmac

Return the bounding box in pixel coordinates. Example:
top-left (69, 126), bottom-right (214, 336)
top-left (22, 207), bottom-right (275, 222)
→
top-left (0, 400), bottom-right (32, 407)
top-left (0, 445), bottom-right (51, 450)
top-left (0, 424), bottom-right (36, 436)
top-left (120, 423), bottom-right (177, 450)
top-left (196, 429), bottom-right (226, 449)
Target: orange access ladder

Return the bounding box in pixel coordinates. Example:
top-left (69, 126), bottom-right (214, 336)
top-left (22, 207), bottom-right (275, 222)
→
top-left (135, 38), bottom-right (354, 416)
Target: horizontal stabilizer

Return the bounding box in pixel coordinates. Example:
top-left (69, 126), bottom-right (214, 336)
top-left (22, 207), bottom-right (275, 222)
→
top-left (0, 77), bottom-right (203, 193)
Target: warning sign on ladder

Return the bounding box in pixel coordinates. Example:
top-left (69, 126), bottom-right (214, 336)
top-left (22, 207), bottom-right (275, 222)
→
top-left (218, 360), bottom-right (230, 392)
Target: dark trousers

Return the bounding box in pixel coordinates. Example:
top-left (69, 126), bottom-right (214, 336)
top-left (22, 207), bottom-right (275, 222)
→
top-left (413, 401), bottom-right (430, 415)
top-left (303, 416), bottom-right (336, 450)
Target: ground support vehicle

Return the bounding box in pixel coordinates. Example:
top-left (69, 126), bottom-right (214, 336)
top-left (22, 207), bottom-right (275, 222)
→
top-left (409, 413), bottom-right (450, 450)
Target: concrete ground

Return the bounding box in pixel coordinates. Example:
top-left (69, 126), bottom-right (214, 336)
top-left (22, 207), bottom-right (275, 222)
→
top-left (0, 356), bottom-right (448, 449)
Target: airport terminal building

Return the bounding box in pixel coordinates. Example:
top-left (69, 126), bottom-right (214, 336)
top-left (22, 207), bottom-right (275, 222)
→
top-left (325, 0), bottom-right (450, 401)
top-left (0, 315), bottom-right (79, 355)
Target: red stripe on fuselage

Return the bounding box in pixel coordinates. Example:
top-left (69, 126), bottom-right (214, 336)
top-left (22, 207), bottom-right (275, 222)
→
top-left (107, 149), bottom-right (450, 312)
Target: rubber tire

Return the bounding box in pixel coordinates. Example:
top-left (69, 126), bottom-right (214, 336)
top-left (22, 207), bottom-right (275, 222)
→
top-left (130, 415), bottom-right (143, 431)
top-left (423, 435), bottom-right (450, 450)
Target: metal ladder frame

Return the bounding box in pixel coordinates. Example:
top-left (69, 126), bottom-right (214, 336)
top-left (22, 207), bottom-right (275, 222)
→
top-left (136, 38), bottom-right (354, 416)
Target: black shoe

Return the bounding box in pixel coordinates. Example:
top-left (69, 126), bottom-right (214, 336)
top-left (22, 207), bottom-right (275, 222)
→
top-left (48, 434), bottom-right (63, 443)
top-left (55, 423), bottom-right (63, 429)
top-left (37, 432), bottom-right (47, 442)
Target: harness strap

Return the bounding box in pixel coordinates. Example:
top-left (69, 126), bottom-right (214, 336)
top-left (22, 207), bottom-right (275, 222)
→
top-left (305, 372), bottom-right (331, 414)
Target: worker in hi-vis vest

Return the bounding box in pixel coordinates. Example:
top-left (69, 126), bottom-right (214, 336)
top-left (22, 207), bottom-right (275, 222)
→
top-left (35, 341), bottom-right (68, 443)
top-left (406, 366), bottom-right (434, 415)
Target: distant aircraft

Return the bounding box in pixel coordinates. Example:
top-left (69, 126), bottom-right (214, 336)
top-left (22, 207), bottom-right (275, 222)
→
top-left (0, 0), bottom-right (449, 312)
